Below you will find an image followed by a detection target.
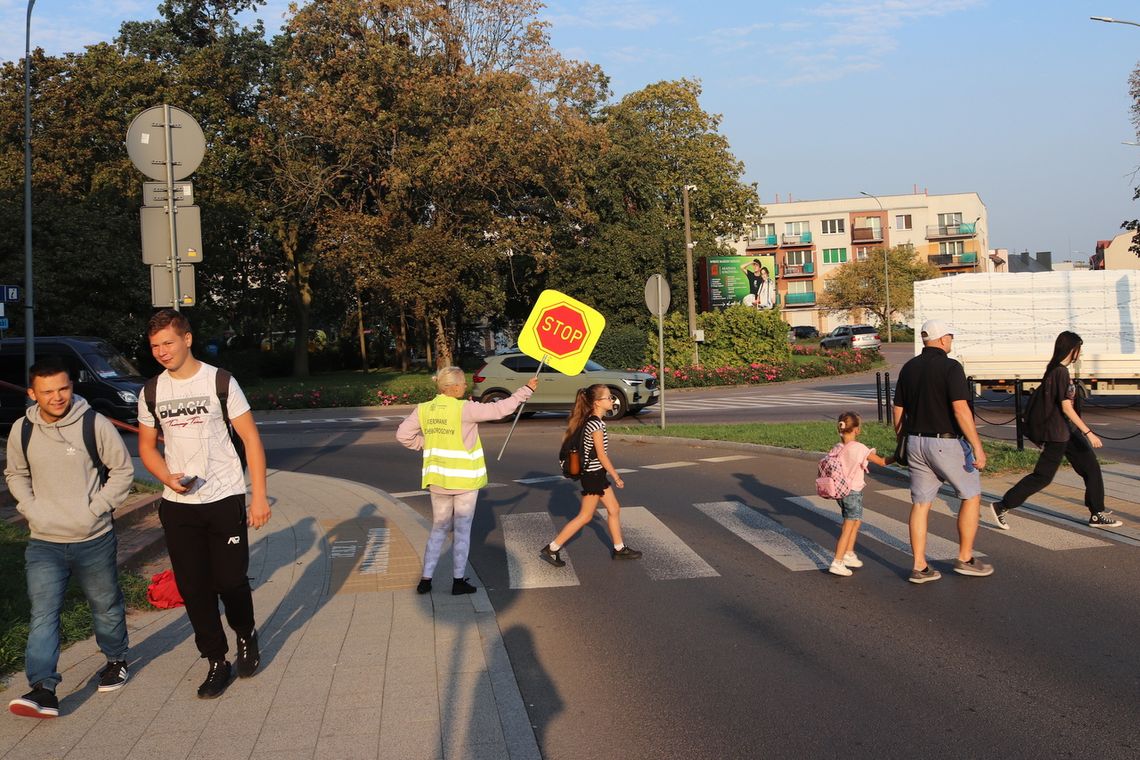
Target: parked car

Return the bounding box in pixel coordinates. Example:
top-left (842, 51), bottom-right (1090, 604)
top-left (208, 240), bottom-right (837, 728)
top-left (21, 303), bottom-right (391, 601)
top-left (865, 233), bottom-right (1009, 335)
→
top-left (0, 337), bottom-right (146, 424)
top-left (472, 353), bottom-right (659, 419)
top-left (819, 325), bottom-right (881, 351)
top-left (787, 325), bottom-right (820, 341)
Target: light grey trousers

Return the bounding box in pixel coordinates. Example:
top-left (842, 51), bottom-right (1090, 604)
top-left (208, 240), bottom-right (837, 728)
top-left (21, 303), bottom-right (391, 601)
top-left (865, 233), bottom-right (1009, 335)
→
top-left (422, 490), bottom-right (479, 579)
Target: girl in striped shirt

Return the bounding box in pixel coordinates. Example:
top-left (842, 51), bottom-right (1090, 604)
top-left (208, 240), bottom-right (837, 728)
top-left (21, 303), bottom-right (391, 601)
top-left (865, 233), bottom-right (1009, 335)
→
top-left (540, 384), bottom-right (642, 566)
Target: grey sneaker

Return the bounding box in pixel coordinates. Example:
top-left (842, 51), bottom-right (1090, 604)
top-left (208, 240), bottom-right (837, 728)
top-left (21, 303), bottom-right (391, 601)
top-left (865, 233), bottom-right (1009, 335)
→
top-left (953, 557), bottom-right (994, 577)
top-left (1088, 511), bottom-right (1123, 528)
top-left (989, 501), bottom-right (1010, 530)
top-left (908, 566), bottom-right (942, 584)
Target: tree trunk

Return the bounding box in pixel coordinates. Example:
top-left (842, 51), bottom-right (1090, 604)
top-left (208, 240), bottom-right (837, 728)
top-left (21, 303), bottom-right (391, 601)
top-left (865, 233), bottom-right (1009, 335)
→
top-left (356, 294), bottom-right (369, 373)
top-left (396, 306), bottom-right (409, 371)
top-left (278, 221), bottom-right (311, 378)
top-left (433, 313), bottom-right (454, 368)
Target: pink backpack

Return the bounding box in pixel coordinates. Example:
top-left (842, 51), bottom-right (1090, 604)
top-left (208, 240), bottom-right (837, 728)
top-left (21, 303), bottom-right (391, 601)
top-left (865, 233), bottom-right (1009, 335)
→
top-left (816, 443), bottom-right (853, 500)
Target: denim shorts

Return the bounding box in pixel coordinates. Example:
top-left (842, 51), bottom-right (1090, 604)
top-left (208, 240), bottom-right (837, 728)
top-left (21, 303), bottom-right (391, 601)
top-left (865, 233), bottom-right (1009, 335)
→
top-left (907, 436), bottom-right (981, 503)
top-left (837, 489), bottom-right (864, 521)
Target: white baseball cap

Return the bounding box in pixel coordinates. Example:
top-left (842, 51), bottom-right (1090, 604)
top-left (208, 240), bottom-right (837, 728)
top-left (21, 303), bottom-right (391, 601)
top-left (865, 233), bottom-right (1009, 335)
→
top-left (920, 319), bottom-right (954, 341)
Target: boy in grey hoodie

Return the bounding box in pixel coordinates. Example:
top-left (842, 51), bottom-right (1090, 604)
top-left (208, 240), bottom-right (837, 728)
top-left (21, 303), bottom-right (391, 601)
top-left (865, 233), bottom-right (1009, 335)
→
top-left (4, 357), bottom-right (134, 719)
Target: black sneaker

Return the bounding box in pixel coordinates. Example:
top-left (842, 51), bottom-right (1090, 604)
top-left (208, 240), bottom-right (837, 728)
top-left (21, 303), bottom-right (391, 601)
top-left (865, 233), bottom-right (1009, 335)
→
top-left (989, 501), bottom-right (1010, 531)
top-left (1089, 511), bottom-right (1123, 528)
top-left (452, 577), bottom-right (477, 595)
top-left (197, 660), bottom-right (233, 699)
top-left (235, 631), bottom-right (260, 679)
top-left (612, 546), bottom-right (642, 560)
top-left (8, 684), bottom-right (58, 718)
top-left (97, 660), bottom-right (129, 692)
top-left (539, 544), bottom-right (565, 567)
top-left (416, 578), bottom-right (432, 594)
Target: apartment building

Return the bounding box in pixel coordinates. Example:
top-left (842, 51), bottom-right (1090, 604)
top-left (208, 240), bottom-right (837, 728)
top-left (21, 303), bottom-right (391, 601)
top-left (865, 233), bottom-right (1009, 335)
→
top-left (726, 190), bottom-right (988, 332)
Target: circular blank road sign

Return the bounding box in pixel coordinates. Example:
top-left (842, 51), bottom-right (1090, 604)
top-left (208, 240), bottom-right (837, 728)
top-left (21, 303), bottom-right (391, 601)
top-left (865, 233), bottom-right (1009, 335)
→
top-left (644, 273), bottom-right (671, 317)
top-left (126, 105), bottom-right (206, 181)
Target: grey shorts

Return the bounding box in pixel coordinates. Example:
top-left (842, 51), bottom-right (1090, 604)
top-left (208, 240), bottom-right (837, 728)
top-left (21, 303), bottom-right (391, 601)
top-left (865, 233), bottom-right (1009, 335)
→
top-left (907, 436), bottom-right (981, 504)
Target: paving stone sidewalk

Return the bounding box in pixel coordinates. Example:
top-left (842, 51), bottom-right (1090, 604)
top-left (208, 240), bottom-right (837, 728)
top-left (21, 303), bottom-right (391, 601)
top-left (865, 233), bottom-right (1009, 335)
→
top-left (0, 469), bottom-right (540, 760)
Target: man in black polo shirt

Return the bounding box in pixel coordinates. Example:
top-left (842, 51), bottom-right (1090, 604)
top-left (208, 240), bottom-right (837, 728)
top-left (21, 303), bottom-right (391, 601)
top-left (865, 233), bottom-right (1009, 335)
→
top-left (892, 320), bottom-right (994, 584)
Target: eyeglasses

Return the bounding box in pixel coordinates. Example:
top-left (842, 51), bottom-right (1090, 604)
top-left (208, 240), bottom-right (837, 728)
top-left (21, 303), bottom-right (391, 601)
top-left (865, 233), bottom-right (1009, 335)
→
top-left (600, 396), bottom-right (616, 401)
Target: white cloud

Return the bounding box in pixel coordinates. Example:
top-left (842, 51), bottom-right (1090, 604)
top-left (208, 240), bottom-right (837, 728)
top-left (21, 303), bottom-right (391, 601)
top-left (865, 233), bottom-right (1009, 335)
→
top-left (545, 0), bottom-right (680, 31)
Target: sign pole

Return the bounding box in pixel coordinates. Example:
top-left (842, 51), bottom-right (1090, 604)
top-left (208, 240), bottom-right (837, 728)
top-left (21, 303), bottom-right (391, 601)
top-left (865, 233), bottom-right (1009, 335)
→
top-left (657, 275), bottom-right (666, 430)
top-left (163, 104), bottom-right (181, 311)
top-left (497, 353), bottom-right (547, 460)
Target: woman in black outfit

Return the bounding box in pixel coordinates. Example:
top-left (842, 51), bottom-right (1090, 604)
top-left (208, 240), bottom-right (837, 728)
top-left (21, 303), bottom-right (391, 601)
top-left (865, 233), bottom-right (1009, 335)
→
top-left (990, 331), bottom-right (1122, 530)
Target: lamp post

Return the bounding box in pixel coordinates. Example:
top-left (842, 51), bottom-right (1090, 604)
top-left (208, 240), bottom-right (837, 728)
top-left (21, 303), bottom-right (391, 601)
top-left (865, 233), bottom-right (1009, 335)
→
top-left (860, 191), bottom-right (890, 343)
top-left (23, 0), bottom-right (36, 384)
top-left (682, 184), bottom-right (698, 365)
top-left (1090, 16), bottom-right (1140, 27)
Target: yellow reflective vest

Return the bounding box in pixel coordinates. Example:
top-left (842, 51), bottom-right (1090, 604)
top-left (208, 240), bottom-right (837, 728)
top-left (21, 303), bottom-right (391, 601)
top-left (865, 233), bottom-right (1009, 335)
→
top-left (417, 395), bottom-right (488, 490)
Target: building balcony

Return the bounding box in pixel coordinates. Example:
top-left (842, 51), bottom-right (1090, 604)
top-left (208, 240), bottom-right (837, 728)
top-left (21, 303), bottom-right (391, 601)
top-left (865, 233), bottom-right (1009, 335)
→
top-left (783, 291), bottom-right (816, 307)
top-left (781, 260), bottom-right (815, 278)
top-left (852, 227), bottom-right (883, 243)
top-left (747, 235), bottom-right (778, 249)
top-left (781, 232), bottom-right (812, 246)
top-left (925, 222), bottom-right (976, 239)
top-left (928, 252), bottom-right (979, 268)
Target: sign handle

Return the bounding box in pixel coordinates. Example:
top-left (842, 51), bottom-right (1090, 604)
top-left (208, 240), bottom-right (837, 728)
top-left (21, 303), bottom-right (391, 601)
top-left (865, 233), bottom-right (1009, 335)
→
top-left (497, 353), bottom-right (547, 460)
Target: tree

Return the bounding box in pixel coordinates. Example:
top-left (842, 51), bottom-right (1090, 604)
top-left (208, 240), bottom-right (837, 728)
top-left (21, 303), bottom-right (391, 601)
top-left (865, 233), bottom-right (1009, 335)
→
top-left (817, 245), bottom-right (939, 329)
top-left (1126, 63), bottom-right (1140, 257)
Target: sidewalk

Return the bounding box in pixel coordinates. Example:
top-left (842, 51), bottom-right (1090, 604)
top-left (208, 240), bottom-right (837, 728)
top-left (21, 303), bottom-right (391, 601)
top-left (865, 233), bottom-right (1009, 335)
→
top-left (0, 469), bottom-right (540, 760)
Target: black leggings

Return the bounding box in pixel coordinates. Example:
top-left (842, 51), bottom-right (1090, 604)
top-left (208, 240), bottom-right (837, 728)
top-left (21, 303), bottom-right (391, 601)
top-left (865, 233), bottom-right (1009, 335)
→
top-left (159, 495), bottom-right (255, 660)
top-left (1001, 434), bottom-right (1104, 515)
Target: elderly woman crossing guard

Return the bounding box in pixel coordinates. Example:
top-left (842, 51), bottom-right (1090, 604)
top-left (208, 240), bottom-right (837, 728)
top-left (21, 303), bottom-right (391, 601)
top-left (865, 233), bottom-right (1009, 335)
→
top-left (397, 367), bottom-right (537, 595)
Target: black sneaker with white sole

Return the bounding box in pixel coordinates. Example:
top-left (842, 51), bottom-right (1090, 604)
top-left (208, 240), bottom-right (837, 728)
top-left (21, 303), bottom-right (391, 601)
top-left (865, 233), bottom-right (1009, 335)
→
top-left (1089, 511), bottom-right (1123, 528)
top-left (197, 659), bottom-right (233, 699)
top-left (539, 544), bottom-right (565, 567)
top-left (97, 660), bottom-right (129, 692)
top-left (8, 685), bottom-right (58, 718)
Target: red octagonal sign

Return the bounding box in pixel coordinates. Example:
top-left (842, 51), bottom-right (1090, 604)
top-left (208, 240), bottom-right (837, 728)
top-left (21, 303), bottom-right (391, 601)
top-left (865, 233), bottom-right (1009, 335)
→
top-left (534, 302), bottom-right (589, 358)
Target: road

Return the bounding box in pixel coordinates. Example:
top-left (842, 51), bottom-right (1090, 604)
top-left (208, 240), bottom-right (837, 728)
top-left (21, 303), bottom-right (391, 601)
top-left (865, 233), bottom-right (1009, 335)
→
top-left (260, 392), bottom-right (1140, 758)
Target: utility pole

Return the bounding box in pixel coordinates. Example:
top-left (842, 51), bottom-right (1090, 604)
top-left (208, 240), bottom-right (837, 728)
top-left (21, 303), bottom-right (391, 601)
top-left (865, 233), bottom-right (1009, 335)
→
top-left (682, 184), bottom-right (698, 365)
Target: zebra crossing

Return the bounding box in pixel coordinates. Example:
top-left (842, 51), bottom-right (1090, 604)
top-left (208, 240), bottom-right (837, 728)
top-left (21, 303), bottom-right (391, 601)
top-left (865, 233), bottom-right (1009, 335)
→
top-left (663, 387), bottom-right (879, 411)
top-left (392, 454), bottom-right (1132, 590)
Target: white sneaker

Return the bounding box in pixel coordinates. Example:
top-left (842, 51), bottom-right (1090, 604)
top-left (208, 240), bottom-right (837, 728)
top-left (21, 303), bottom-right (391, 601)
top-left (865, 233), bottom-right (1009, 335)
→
top-left (842, 552), bottom-right (863, 568)
top-left (828, 560), bottom-right (852, 577)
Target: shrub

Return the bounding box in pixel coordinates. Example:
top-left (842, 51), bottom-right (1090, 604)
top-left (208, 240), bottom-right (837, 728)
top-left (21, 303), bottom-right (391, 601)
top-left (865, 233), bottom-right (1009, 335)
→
top-left (595, 324), bottom-right (650, 368)
top-left (658, 305), bottom-right (791, 369)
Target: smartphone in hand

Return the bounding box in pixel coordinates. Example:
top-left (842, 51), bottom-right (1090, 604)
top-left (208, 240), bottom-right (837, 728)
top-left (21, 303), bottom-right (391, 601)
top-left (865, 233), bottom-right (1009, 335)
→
top-left (178, 475), bottom-right (199, 488)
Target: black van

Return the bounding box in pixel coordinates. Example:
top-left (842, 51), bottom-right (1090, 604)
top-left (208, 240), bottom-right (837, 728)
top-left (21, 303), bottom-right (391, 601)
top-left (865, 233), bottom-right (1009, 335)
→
top-left (0, 337), bottom-right (146, 425)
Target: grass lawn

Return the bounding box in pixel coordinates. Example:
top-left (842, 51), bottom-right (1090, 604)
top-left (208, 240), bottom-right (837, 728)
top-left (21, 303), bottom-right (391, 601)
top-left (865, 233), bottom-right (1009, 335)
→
top-left (242, 368), bottom-right (439, 410)
top-left (632, 421), bottom-right (1044, 475)
top-left (0, 521), bottom-right (154, 679)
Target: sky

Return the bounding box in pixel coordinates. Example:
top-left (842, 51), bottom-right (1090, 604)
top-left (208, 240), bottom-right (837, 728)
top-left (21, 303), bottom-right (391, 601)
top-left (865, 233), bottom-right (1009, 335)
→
top-left (1, 0), bottom-right (1138, 262)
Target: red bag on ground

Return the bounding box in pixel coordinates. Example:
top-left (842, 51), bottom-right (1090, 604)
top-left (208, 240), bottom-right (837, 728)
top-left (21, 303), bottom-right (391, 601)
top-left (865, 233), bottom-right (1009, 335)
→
top-left (147, 569), bottom-right (185, 609)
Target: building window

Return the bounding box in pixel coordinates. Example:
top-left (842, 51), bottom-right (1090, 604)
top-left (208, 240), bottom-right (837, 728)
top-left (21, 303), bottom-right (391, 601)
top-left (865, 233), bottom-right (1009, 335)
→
top-left (939, 240), bottom-right (964, 256)
top-left (785, 249), bottom-right (808, 266)
top-left (787, 280), bottom-right (812, 294)
top-left (821, 218), bottom-right (845, 234)
top-left (823, 247), bottom-right (847, 265)
top-left (785, 221), bottom-right (810, 236)
top-left (895, 214), bottom-right (912, 230)
top-left (751, 222), bottom-right (775, 240)
top-left (855, 247), bottom-right (870, 260)
top-left (938, 212), bottom-right (963, 227)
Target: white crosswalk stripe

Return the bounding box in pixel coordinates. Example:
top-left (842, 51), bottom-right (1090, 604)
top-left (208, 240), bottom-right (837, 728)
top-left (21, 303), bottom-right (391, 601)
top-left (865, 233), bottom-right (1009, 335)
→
top-left (878, 488), bottom-right (1112, 550)
top-left (695, 501), bottom-right (832, 571)
top-left (501, 512), bottom-right (580, 589)
top-left (598, 507), bottom-right (719, 581)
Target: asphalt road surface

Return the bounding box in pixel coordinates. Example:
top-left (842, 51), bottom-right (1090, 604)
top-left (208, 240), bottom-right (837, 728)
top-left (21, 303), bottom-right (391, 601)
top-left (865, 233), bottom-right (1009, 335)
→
top-left (263, 412), bottom-right (1140, 759)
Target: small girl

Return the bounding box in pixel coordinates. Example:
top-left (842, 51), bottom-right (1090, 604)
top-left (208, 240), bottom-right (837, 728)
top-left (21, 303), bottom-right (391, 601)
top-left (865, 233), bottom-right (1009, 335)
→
top-left (540, 384), bottom-right (642, 566)
top-left (828, 411), bottom-right (893, 577)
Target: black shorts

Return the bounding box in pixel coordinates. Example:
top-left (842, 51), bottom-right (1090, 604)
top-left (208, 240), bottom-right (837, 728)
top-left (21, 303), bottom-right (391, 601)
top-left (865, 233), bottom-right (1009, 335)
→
top-left (580, 469), bottom-right (611, 496)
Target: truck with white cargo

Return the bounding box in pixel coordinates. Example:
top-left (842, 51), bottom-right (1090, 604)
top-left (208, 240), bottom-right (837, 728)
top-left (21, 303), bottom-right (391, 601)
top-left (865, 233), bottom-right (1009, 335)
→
top-left (912, 271), bottom-right (1140, 395)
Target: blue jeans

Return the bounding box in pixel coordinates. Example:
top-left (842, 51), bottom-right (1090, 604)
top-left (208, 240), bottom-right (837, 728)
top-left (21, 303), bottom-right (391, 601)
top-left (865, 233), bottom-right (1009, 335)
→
top-left (25, 531), bottom-right (128, 690)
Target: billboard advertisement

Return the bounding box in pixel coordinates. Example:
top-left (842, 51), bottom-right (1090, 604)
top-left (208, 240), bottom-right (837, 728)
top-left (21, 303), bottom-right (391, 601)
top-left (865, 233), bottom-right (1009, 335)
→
top-left (699, 254), bottom-right (778, 311)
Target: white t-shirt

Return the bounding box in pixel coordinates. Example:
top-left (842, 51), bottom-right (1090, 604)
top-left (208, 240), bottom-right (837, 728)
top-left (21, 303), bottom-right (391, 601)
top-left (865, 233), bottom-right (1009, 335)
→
top-left (137, 362), bottom-right (251, 503)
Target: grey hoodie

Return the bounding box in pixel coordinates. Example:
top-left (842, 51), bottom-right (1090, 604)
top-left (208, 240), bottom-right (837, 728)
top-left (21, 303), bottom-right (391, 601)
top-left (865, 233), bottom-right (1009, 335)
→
top-left (4, 395), bottom-right (134, 543)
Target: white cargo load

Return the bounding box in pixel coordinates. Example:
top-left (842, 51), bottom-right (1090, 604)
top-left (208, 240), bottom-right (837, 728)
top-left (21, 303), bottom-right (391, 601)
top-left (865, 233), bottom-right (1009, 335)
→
top-left (912, 271), bottom-right (1140, 392)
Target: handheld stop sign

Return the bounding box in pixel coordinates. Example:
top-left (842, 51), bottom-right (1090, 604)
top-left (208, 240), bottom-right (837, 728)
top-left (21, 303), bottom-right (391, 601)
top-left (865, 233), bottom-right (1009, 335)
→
top-left (517, 289), bottom-right (606, 375)
top-left (497, 290), bottom-right (607, 459)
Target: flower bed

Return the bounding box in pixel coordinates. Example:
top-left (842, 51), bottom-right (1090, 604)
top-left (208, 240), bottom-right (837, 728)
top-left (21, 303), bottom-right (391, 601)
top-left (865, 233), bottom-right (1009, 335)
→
top-left (637, 346), bottom-right (881, 389)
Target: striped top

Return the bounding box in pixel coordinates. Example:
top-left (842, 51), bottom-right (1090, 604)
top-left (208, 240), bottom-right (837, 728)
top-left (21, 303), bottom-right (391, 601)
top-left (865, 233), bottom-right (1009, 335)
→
top-left (581, 416), bottom-right (607, 472)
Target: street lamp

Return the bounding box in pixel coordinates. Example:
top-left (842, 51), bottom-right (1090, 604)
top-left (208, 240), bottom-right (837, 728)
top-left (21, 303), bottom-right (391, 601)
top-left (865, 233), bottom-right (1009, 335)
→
top-left (860, 191), bottom-right (890, 343)
top-left (23, 0), bottom-right (36, 384)
top-left (682, 184), bottom-right (698, 365)
top-left (1090, 16), bottom-right (1140, 27)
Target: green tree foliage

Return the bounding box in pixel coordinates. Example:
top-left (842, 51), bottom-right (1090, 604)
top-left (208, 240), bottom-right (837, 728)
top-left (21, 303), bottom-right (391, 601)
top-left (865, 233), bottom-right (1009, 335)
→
top-left (817, 244), bottom-right (939, 328)
top-left (1126, 63), bottom-right (1140, 256)
top-left (659, 305), bottom-right (789, 369)
top-left (549, 79), bottom-right (762, 330)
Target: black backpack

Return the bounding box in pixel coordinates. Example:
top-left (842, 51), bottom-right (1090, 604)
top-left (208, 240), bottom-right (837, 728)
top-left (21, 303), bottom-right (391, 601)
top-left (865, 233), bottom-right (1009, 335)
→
top-left (144, 368), bottom-right (247, 469)
top-left (21, 408), bottom-right (109, 485)
top-left (558, 423), bottom-right (587, 480)
top-left (1021, 382), bottom-right (1051, 445)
